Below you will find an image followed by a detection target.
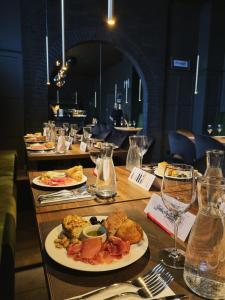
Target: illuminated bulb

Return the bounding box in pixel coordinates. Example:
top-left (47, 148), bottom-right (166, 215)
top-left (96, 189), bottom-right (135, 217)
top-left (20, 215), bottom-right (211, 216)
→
top-left (107, 18), bottom-right (116, 26)
top-left (56, 60), bottom-right (61, 67)
top-left (46, 81), bottom-right (51, 86)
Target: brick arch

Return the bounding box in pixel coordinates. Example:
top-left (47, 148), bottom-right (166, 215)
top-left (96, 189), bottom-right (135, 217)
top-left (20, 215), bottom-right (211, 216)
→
top-left (36, 27), bottom-right (156, 133)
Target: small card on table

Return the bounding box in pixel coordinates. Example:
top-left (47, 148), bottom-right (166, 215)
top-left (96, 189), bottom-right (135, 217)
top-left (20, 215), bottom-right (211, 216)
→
top-left (144, 193), bottom-right (196, 241)
top-left (128, 167), bottom-right (156, 190)
top-left (80, 141), bottom-right (87, 152)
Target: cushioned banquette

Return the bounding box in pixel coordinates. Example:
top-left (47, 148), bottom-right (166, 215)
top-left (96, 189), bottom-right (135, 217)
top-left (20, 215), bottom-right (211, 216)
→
top-left (0, 150), bottom-right (17, 300)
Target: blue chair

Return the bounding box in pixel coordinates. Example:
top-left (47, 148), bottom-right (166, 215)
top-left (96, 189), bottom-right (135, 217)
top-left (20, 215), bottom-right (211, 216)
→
top-left (168, 131), bottom-right (196, 165)
top-left (194, 134), bottom-right (224, 160)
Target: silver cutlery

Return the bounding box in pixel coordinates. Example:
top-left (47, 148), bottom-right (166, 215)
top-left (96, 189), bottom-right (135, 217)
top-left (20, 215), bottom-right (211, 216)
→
top-left (105, 271), bottom-right (174, 299)
top-left (65, 263), bottom-right (165, 300)
top-left (38, 189), bottom-right (92, 203)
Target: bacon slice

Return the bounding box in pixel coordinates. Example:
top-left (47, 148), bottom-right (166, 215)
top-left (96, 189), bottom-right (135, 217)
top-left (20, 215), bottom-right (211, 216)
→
top-left (103, 236), bottom-right (130, 257)
top-left (67, 242), bottom-right (82, 256)
top-left (80, 237), bottom-right (102, 259)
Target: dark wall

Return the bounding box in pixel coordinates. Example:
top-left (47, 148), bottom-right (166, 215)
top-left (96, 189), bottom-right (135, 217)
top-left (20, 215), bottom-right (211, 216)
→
top-left (2, 0), bottom-right (225, 163)
top-left (0, 0), bottom-right (24, 166)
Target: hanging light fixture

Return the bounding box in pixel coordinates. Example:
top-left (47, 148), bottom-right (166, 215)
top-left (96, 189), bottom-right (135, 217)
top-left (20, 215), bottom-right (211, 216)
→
top-left (61, 0), bottom-right (66, 70)
top-left (45, 0), bottom-right (50, 85)
top-left (107, 0), bottom-right (116, 26)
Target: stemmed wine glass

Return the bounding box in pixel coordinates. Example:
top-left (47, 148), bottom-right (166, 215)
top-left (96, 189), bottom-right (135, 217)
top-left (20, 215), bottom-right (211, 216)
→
top-left (159, 164), bottom-right (196, 269)
top-left (63, 123), bottom-right (69, 135)
top-left (136, 135), bottom-right (149, 168)
top-left (70, 124), bottom-right (78, 142)
top-left (217, 124), bottom-right (222, 135)
top-left (207, 124), bottom-right (213, 135)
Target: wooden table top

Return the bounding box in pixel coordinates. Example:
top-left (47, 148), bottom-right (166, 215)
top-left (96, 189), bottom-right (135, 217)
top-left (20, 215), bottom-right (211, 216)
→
top-left (36, 199), bottom-right (201, 300)
top-left (29, 166), bottom-right (155, 214)
top-left (26, 143), bottom-right (127, 161)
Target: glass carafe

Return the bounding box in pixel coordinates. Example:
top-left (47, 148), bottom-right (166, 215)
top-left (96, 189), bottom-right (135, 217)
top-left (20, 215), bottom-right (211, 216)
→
top-left (126, 136), bottom-right (141, 171)
top-left (204, 149), bottom-right (224, 177)
top-left (96, 143), bottom-right (117, 198)
top-left (183, 176), bottom-right (225, 299)
top-left (56, 128), bottom-right (66, 154)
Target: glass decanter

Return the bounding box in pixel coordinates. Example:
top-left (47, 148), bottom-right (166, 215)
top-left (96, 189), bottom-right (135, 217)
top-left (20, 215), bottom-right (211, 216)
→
top-left (204, 149), bottom-right (224, 178)
top-left (126, 136), bottom-right (141, 171)
top-left (95, 143), bottom-right (117, 199)
top-left (184, 176), bottom-right (225, 299)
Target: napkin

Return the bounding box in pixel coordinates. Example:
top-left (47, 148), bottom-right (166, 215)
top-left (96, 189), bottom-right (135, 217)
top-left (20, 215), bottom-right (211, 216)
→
top-left (65, 283), bottom-right (175, 300)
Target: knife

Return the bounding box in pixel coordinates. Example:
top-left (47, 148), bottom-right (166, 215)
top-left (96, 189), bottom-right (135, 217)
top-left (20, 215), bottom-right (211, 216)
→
top-left (104, 294), bottom-right (188, 300)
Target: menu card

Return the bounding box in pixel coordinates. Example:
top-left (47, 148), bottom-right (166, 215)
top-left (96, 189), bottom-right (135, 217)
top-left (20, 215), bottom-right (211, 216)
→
top-left (128, 167), bottom-right (156, 190)
top-left (144, 193), bottom-right (196, 241)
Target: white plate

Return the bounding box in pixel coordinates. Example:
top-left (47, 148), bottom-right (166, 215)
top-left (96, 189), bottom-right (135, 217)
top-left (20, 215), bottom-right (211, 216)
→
top-left (32, 175), bottom-right (87, 188)
top-left (154, 169), bottom-right (201, 179)
top-left (45, 216), bottom-right (148, 272)
top-left (94, 144), bottom-right (119, 150)
top-left (26, 146), bottom-right (55, 151)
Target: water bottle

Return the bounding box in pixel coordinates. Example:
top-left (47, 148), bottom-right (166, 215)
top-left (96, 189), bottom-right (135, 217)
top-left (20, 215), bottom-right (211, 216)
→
top-left (204, 149), bottom-right (224, 178)
top-left (183, 176), bottom-right (225, 299)
top-left (96, 143), bottom-right (117, 199)
top-left (126, 136), bottom-right (141, 171)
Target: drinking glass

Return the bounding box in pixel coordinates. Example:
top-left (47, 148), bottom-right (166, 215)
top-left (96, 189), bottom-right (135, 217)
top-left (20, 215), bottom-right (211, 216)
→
top-left (207, 124), bottom-right (213, 135)
top-left (136, 135), bottom-right (149, 168)
top-left (132, 120), bottom-right (136, 127)
top-left (83, 126), bottom-right (92, 142)
top-left (217, 123), bottom-right (222, 135)
top-left (63, 122), bottom-right (70, 135)
top-left (159, 164), bottom-right (196, 269)
top-left (70, 124), bottom-right (78, 142)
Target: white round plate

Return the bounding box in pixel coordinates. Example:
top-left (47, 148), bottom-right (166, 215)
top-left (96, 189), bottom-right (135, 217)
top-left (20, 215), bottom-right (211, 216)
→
top-left (26, 146), bottom-right (55, 151)
top-left (32, 175), bottom-right (87, 188)
top-left (45, 216), bottom-right (148, 272)
top-left (154, 169), bottom-right (201, 179)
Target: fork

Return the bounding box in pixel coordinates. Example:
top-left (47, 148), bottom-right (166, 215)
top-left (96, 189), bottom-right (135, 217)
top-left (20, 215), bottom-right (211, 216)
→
top-left (66, 263), bottom-right (165, 300)
top-left (38, 189), bottom-right (91, 203)
top-left (104, 271), bottom-right (174, 299)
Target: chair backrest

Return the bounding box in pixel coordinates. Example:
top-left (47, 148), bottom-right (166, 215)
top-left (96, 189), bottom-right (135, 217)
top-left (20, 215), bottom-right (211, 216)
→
top-left (106, 130), bottom-right (129, 148)
top-left (168, 131), bottom-right (196, 165)
top-left (194, 134), bottom-right (224, 160)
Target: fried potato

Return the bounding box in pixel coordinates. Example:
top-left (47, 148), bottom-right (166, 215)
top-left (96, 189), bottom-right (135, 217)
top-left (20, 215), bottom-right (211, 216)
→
top-left (65, 165), bottom-right (83, 177)
top-left (115, 218), bottom-right (143, 244)
top-left (62, 214), bottom-right (90, 239)
top-left (69, 170), bottom-right (83, 181)
top-left (102, 210), bottom-right (128, 236)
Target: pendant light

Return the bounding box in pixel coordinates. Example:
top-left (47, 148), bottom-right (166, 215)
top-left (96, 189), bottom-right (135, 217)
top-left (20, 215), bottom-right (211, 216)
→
top-left (45, 0), bottom-right (50, 85)
top-left (61, 0), bottom-right (66, 70)
top-left (107, 0), bottom-right (116, 26)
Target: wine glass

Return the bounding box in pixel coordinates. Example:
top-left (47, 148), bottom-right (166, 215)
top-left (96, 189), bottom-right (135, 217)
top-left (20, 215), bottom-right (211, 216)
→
top-left (83, 126), bottom-right (92, 142)
top-left (217, 124), bottom-right (222, 135)
top-left (159, 164), bottom-right (196, 269)
top-left (136, 135), bottom-right (149, 168)
top-left (63, 122), bottom-right (69, 135)
top-left (70, 124), bottom-right (78, 142)
top-left (132, 120), bottom-right (136, 127)
top-left (207, 124), bottom-right (213, 135)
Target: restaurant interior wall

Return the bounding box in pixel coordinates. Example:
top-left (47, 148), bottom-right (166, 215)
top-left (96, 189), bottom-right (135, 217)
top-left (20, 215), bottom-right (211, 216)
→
top-left (2, 1), bottom-right (225, 164)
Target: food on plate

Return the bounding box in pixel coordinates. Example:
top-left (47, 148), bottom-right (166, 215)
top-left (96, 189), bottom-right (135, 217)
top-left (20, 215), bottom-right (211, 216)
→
top-left (38, 165), bottom-right (84, 186)
top-left (95, 141), bottom-right (102, 148)
top-left (102, 210), bottom-right (128, 236)
top-left (156, 161), bottom-right (169, 176)
top-left (103, 211), bottom-right (143, 244)
top-left (65, 165), bottom-right (83, 181)
top-left (115, 219), bottom-right (143, 244)
top-left (28, 141), bottom-right (54, 150)
top-left (62, 214), bottom-right (90, 239)
top-left (53, 210), bottom-right (144, 265)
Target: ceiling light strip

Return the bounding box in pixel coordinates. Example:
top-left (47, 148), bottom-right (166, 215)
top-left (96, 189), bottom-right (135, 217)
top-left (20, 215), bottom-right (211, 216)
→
top-left (61, 0), bottom-right (66, 68)
top-left (107, 0), bottom-right (115, 25)
top-left (45, 0), bottom-right (50, 85)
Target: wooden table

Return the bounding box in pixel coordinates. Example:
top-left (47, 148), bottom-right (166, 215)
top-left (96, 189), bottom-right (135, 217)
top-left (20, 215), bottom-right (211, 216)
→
top-left (28, 166), bottom-right (154, 214)
top-left (25, 143), bottom-right (127, 170)
top-left (35, 199), bottom-right (201, 300)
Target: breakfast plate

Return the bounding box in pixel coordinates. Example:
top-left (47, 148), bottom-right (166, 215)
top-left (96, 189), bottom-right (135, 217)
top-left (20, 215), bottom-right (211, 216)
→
top-left (45, 216), bottom-right (148, 272)
top-left (26, 146), bottom-right (55, 151)
top-left (94, 143), bottom-right (119, 150)
top-left (154, 169), bottom-right (201, 179)
top-left (32, 174), bottom-right (87, 188)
